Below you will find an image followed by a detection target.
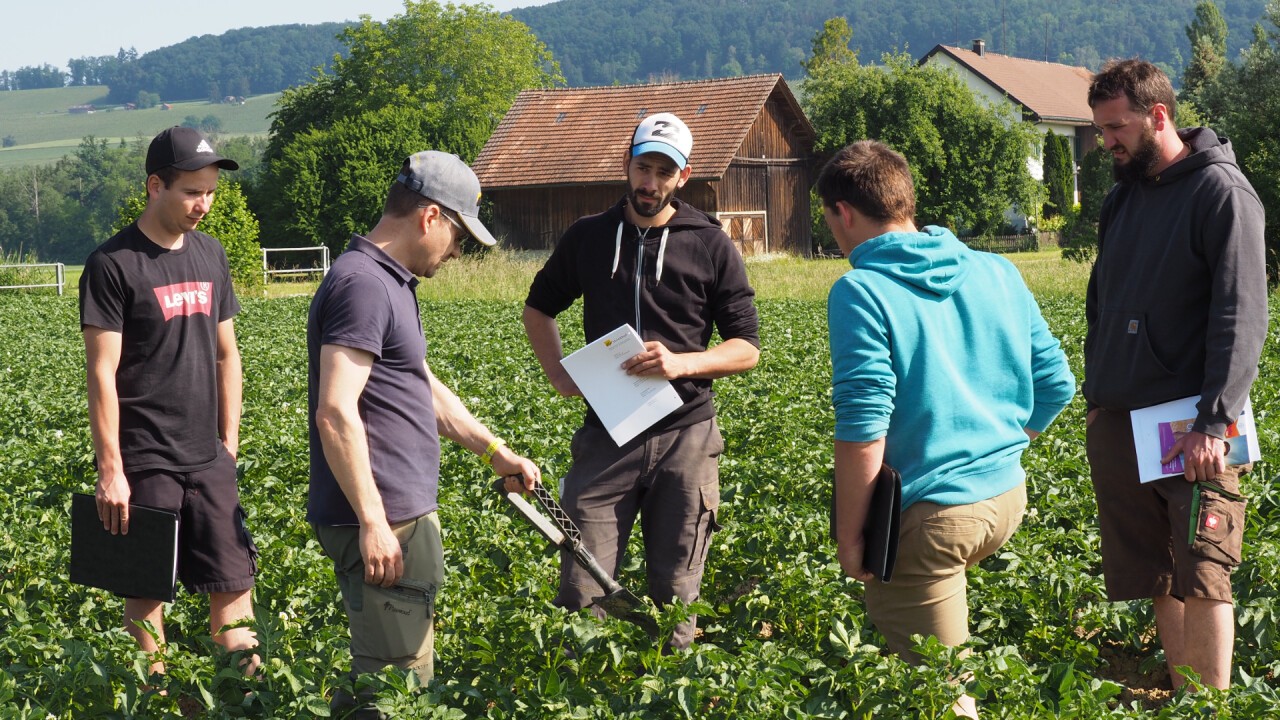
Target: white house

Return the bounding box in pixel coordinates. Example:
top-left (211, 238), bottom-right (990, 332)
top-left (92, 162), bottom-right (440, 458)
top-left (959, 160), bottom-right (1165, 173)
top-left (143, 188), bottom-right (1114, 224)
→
top-left (921, 40), bottom-right (1098, 227)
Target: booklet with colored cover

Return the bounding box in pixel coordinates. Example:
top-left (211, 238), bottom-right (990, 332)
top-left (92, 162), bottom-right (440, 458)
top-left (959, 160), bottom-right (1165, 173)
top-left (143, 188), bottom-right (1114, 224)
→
top-left (560, 324), bottom-right (683, 446)
top-left (1129, 396), bottom-right (1260, 484)
top-left (69, 492), bottom-right (179, 602)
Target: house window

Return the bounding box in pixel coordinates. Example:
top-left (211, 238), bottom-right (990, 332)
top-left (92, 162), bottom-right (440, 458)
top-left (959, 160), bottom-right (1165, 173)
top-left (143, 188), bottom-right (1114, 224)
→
top-left (556, 112), bottom-right (567, 123)
top-left (636, 108), bottom-right (647, 118)
top-left (697, 104), bottom-right (708, 114)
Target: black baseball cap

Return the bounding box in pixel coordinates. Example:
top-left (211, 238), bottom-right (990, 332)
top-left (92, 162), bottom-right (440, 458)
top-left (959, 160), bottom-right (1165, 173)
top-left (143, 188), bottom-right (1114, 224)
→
top-left (146, 126), bottom-right (239, 176)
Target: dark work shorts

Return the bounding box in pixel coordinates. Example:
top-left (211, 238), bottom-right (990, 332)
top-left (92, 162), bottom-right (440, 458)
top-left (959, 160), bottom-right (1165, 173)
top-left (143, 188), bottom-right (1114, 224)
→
top-left (1087, 408), bottom-right (1247, 603)
top-left (126, 447), bottom-right (258, 597)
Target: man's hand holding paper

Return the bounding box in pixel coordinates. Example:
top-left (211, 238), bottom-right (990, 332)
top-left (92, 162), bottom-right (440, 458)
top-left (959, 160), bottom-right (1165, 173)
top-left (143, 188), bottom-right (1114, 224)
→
top-left (559, 325), bottom-right (683, 446)
top-left (621, 340), bottom-right (690, 379)
top-left (1161, 430), bottom-right (1226, 482)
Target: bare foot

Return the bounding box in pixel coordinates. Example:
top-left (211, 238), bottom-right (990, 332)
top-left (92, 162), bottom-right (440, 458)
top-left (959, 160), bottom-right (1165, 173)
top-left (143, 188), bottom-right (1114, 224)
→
top-left (952, 693), bottom-right (979, 719)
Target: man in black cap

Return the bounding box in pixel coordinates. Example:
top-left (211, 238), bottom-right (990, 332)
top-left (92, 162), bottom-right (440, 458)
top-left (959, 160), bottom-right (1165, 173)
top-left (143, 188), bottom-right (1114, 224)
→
top-left (80, 126), bottom-right (259, 678)
top-left (307, 150), bottom-right (538, 715)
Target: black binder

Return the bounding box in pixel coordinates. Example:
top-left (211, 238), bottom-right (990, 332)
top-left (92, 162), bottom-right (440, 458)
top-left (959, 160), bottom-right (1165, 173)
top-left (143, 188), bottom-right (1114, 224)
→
top-left (830, 464), bottom-right (902, 582)
top-left (69, 493), bottom-right (180, 602)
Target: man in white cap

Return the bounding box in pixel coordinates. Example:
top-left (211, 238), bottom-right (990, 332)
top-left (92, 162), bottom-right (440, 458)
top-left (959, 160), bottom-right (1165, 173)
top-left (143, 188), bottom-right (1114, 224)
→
top-left (308, 150), bottom-right (539, 716)
top-left (81, 126), bottom-right (259, 679)
top-left (523, 113), bottom-right (760, 651)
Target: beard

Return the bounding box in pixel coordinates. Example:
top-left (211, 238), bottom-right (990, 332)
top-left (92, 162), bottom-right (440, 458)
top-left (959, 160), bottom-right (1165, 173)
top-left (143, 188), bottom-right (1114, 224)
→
top-left (1112, 123), bottom-right (1162, 184)
top-left (627, 186), bottom-right (674, 218)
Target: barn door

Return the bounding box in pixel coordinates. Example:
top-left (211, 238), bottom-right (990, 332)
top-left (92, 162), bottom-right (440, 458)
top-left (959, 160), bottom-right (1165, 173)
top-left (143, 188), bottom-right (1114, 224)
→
top-left (719, 211), bottom-right (768, 256)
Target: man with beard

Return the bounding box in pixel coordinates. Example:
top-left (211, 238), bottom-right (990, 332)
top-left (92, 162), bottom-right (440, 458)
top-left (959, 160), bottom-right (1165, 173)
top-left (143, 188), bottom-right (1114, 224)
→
top-left (1084, 59), bottom-right (1266, 689)
top-left (523, 112), bottom-right (760, 651)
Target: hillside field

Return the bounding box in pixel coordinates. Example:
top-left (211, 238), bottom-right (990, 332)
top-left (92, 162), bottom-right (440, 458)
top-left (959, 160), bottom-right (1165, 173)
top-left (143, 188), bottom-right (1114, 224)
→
top-left (0, 86), bottom-right (278, 169)
top-left (1, 256), bottom-right (1278, 717)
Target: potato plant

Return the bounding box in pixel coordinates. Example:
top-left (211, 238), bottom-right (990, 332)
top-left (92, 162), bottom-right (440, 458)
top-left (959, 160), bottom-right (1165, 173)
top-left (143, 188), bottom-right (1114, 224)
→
top-left (0, 292), bottom-right (1277, 718)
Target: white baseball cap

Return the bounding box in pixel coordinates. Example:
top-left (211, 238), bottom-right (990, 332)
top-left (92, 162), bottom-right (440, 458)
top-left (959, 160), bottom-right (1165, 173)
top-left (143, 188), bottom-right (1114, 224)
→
top-left (631, 113), bottom-right (693, 169)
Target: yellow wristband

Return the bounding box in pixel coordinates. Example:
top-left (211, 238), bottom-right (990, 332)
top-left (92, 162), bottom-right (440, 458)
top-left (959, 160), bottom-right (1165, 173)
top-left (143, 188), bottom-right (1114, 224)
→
top-left (481, 438), bottom-right (506, 466)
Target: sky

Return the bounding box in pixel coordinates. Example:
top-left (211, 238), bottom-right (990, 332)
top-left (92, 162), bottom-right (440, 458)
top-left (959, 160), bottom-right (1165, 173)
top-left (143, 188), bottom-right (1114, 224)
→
top-left (1, 0), bottom-right (557, 72)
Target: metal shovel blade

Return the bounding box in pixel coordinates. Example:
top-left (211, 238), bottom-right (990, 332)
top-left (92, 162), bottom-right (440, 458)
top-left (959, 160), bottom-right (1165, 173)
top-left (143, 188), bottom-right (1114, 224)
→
top-left (593, 586), bottom-right (660, 638)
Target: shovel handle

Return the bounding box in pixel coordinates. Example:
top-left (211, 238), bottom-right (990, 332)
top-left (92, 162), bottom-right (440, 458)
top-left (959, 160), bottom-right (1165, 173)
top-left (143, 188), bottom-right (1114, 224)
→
top-left (495, 477), bottom-right (621, 594)
top-left (528, 482), bottom-right (582, 544)
top-left (494, 476), bottom-right (655, 637)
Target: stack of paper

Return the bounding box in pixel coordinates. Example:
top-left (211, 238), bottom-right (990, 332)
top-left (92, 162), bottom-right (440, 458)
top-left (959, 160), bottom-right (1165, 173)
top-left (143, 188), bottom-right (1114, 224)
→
top-left (1129, 396), bottom-right (1261, 484)
top-left (560, 324), bottom-right (683, 446)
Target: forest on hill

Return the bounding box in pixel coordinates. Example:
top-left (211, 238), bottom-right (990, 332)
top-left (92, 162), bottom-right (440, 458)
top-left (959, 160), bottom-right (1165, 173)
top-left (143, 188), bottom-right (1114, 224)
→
top-left (510, 0), bottom-right (1270, 84)
top-left (1, 0), bottom-right (1270, 97)
top-left (1, 24), bottom-right (348, 103)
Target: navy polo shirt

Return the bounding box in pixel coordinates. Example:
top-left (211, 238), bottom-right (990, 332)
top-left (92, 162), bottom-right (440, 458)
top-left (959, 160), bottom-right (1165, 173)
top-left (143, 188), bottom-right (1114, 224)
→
top-left (306, 235), bottom-right (440, 526)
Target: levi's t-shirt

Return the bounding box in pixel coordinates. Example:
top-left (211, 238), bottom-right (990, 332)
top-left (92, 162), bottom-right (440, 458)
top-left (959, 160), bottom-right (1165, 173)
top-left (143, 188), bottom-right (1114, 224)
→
top-left (79, 223), bottom-right (240, 472)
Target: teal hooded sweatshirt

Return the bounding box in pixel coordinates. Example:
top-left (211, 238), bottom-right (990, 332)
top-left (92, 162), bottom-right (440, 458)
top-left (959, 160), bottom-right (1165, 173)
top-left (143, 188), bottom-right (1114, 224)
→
top-left (828, 226), bottom-right (1076, 509)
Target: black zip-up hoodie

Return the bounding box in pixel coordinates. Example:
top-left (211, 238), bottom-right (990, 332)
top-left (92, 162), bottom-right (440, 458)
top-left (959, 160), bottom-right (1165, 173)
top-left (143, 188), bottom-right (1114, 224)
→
top-left (527, 197), bottom-right (760, 434)
top-left (1084, 127), bottom-right (1267, 437)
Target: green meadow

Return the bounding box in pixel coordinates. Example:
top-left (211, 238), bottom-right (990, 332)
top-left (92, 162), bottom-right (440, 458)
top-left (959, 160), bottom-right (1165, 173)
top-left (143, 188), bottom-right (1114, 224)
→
top-left (0, 86), bottom-right (278, 169)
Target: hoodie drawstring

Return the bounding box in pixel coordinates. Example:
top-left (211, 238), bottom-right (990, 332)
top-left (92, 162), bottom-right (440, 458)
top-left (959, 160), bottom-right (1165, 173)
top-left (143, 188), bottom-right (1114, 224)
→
top-left (610, 222), bottom-right (669, 283)
top-left (655, 226), bottom-right (669, 283)
top-left (611, 221), bottom-right (623, 278)
top-left (612, 220), bottom-right (672, 333)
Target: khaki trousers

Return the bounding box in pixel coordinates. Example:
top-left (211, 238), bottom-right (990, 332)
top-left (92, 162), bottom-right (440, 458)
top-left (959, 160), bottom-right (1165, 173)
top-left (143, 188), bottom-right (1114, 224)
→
top-left (864, 483), bottom-right (1026, 664)
top-left (315, 512), bottom-right (444, 683)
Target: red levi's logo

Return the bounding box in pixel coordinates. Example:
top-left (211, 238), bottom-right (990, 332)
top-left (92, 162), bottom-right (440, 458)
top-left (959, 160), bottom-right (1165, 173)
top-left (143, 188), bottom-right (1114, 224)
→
top-left (154, 281), bottom-right (214, 320)
top-left (1204, 514), bottom-right (1220, 531)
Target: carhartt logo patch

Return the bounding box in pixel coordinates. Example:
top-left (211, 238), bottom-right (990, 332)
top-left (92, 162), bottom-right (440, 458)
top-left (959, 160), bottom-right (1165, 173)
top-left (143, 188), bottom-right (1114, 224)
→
top-left (153, 281), bottom-right (214, 321)
top-left (195, 139), bottom-right (214, 154)
top-left (1204, 514), bottom-right (1220, 531)
top-left (1127, 319), bottom-right (1140, 334)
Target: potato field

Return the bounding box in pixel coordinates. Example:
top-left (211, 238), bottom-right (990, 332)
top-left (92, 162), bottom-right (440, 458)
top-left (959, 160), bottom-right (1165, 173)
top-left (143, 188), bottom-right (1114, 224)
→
top-left (1, 290), bottom-right (1278, 718)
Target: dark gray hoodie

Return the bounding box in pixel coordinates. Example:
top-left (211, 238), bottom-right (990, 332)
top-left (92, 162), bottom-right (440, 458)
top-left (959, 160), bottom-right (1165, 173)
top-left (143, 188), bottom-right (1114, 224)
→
top-left (1084, 127), bottom-right (1267, 438)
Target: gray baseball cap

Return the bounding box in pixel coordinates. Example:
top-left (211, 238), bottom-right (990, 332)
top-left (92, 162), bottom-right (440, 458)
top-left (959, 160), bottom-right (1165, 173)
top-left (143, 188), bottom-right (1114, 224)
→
top-left (395, 151), bottom-right (497, 247)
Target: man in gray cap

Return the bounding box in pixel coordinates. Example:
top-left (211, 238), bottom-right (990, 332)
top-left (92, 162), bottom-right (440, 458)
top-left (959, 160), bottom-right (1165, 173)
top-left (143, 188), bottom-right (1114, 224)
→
top-left (307, 151), bottom-right (539, 715)
top-left (80, 126), bottom-right (259, 679)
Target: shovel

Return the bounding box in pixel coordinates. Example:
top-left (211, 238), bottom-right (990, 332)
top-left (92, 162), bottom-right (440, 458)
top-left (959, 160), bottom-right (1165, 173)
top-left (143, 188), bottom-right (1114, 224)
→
top-left (494, 477), bottom-right (659, 639)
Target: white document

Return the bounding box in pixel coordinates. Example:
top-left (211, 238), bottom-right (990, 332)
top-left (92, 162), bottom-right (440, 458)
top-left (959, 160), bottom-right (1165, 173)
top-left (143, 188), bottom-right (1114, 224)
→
top-left (1129, 396), bottom-right (1261, 484)
top-left (560, 324), bottom-right (683, 446)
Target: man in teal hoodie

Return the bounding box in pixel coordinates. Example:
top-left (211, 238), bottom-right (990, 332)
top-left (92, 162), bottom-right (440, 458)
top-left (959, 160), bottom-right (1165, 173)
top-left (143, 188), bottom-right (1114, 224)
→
top-left (819, 140), bottom-right (1075, 713)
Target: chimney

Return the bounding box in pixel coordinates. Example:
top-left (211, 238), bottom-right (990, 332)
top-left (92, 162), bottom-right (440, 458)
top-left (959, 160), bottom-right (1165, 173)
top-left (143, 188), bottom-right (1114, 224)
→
top-left (973, 39), bottom-right (986, 56)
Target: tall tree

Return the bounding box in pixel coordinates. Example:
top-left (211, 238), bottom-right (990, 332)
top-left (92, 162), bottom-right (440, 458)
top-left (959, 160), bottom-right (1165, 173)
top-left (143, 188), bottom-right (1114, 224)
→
top-left (1181, 0), bottom-right (1230, 122)
top-left (1061, 138), bottom-right (1112, 263)
top-left (1188, 0), bottom-right (1230, 56)
top-left (1203, 8), bottom-right (1280, 278)
top-left (803, 46), bottom-right (1043, 236)
top-left (1042, 130), bottom-right (1074, 218)
top-left (802, 17), bottom-right (858, 75)
top-left (262, 0), bottom-right (562, 251)
top-left (12, 64), bottom-right (66, 90)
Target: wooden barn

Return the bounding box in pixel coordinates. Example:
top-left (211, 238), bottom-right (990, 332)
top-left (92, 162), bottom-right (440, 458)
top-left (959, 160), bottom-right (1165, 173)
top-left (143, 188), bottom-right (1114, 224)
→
top-left (472, 74), bottom-right (818, 256)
